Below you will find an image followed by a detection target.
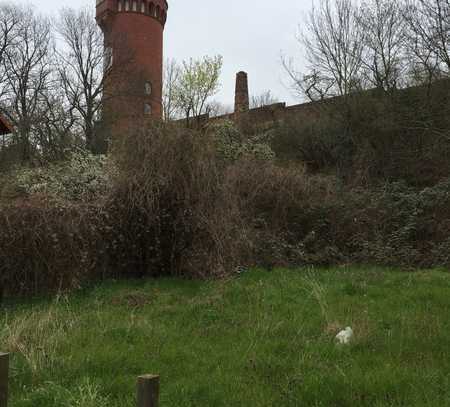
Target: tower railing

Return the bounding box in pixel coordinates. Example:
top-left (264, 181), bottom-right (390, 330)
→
top-left (116, 0), bottom-right (167, 23)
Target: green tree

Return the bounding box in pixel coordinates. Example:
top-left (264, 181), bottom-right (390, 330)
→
top-left (173, 55), bottom-right (223, 127)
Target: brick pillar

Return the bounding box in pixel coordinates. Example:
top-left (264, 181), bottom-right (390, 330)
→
top-left (234, 71), bottom-right (249, 114)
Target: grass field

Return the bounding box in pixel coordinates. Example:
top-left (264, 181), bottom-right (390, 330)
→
top-left (1, 267), bottom-right (450, 406)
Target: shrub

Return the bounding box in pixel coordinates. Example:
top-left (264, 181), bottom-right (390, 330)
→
top-left (107, 123), bottom-right (250, 278)
top-left (270, 87), bottom-right (450, 187)
top-left (0, 125), bottom-right (251, 295)
top-left (1, 149), bottom-right (112, 201)
top-left (0, 198), bottom-right (108, 296)
top-left (224, 157), bottom-right (450, 269)
top-left (208, 119), bottom-right (275, 161)
top-left (269, 115), bottom-right (343, 171)
top-left (1, 122), bottom-right (449, 297)
top-left (257, 178), bottom-right (450, 268)
top-left (223, 159), bottom-right (340, 267)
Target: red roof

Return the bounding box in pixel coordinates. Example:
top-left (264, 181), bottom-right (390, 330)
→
top-left (0, 115), bottom-right (12, 135)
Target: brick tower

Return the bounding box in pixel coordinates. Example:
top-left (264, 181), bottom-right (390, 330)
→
top-left (234, 71), bottom-right (249, 114)
top-left (96, 0), bottom-right (168, 135)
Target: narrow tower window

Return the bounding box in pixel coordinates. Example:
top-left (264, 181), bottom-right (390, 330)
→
top-left (144, 81), bottom-right (152, 95)
top-left (125, 1), bottom-right (130, 11)
top-left (156, 5), bottom-right (160, 18)
top-left (132, 0), bottom-right (137, 11)
top-left (144, 103), bottom-right (152, 116)
top-left (118, 0), bottom-right (123, 11)
top-left (104, 47), bottom-right (113, 71)
top-left (141, 0), bottom-right (146, 13)
top-left (149, 3), bottom-right (155, 16)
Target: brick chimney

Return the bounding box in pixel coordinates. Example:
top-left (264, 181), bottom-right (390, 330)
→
top-left (234, 71), bottom-right (249, 114)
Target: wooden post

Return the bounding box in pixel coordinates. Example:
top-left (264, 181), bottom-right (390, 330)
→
top-left (0, 353), bottom-right (9, 407)
top-left (137, 375), bottom-right (159, 407)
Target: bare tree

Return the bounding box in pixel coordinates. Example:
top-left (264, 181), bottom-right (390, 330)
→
top-left (0, 6), bottom-right (52, 162)
top-left (282, 62), bottom-right (335, 101)
top-left (33, 84), bottom-right (79, 161)
top-left (250, 90), bottom-right (279, 108)
top-left (404, 0), bottom-right (450, 84)
top-left (208, 100), bottom-right (233, 117)
top-left (358, 0), bottom-right (407, 91)
top-left (0, 3), bottom-right (20, 159)
top-left (284, 0), bottom-right (365, 101)
top-left (174, 55), bottom-right (223, 126)
top-left (55, 7), bottom-right (105, 153)
top-left (162, 58), bottom-right (181, 121)
top-left (0, 4), bottom-right (20, 73)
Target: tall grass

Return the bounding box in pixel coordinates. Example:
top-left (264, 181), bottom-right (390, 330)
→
top-left (0, 296), bottom-right (76, 376)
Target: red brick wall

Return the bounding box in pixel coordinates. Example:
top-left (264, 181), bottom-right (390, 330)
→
top-left (206, 100), bottom-right (322, 130)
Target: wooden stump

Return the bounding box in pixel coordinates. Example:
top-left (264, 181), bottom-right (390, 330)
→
top-left (0, 353), bottom-right (9, 407)
top-left (137, 375), bottom-right (159, 407)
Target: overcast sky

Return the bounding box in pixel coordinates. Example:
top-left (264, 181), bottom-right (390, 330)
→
top-left (38, 0), bottom-right (311, 107)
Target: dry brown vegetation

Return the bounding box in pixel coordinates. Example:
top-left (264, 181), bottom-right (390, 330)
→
top-left (108, 123), bottom-right (248, 279)
top-left (1, 119), bottom-right (449, 297)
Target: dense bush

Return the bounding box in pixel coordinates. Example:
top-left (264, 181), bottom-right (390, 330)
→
top-left (208, 119), bottom-right (275, 161)
top-left (107, 123), bottom-right (249, 279)
top-left (0, 124), bottom-right (250, 295)
top-left (0, 149), bottom-right (112, 201)
top-left (0, 198), bottom-right (108, 297)
top-left (1, 122), bottom-right (449, 297)
top-left (269, 115), bottom-right (342, 171)
top-left (244, 177), bottom-right (450, 269)
top-left (270, 84), bottom-right (450, 187)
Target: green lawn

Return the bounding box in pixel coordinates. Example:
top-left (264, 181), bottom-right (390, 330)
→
top-left (2, 267), bottom-right (450, 406)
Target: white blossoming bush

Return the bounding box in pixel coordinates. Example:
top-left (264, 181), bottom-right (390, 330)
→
top-left (209, 119), bottom-right (275, 161)
top-left (7, 149), bottom-right (113, 201)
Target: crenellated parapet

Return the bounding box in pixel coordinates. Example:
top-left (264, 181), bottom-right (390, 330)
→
top-left (96, 0), bottom-right (168, 26)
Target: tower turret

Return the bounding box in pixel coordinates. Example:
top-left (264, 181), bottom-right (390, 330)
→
top-left (96, 0), bottom-right (168, 135)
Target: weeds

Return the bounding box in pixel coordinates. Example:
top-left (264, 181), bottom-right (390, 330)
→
top-left (303, 276), bottom-right (330, 325)
top-left (20, 379), bottom-right (110, 407)
top-left (68, 379), bottom-right (110, 407)
top-left (0, 296), bottom-right (76, 376)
